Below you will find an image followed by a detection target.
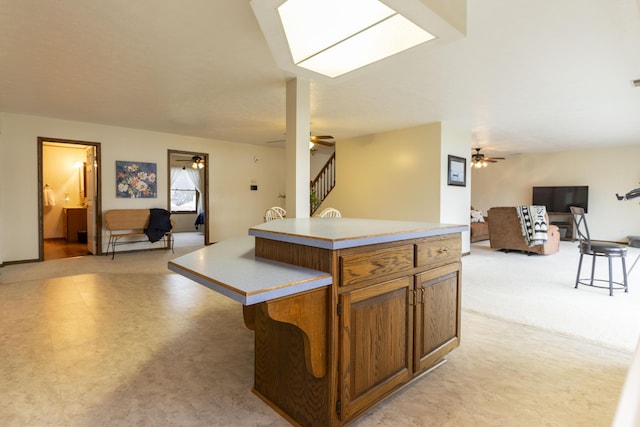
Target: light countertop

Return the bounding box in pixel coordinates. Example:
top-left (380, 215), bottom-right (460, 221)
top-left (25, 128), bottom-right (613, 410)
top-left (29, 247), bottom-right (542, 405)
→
top-left (168, 235), bottom-right (332, 305)
top-left (169, 218), bottom-right (466, 305)
top-left (249, 217), bottom-right (467, 249)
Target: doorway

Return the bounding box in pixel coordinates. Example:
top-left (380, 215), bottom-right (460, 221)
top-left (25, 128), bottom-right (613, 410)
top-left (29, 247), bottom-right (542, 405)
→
top-left (167, 150), bottom-right (209, 247)
top-left (38, 137), bottom-right (102, 260)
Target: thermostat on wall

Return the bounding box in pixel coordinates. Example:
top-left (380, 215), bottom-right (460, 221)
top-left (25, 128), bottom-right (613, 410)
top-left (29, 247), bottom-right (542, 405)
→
top-left (250, 185), bottom-right (258, 191)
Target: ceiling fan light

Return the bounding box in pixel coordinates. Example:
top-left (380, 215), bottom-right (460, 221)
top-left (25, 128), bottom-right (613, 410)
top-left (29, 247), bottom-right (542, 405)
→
top-left (190, 155), bottom-right (205, 169)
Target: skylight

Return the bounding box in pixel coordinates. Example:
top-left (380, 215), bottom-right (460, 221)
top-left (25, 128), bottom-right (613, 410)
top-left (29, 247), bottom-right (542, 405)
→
top-left (277, 0), bottom-right (434, 78)
top-left (251, 0), bottom-right (464, 81)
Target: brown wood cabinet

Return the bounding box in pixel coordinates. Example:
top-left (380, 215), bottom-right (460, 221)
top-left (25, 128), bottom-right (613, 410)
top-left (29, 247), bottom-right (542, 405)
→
top-left (252, 231), bottom-right (462, 426)
top-left (337, 236), bottom-right (461, 422)
top-left (414, 262), bottom-right (461, 373)
top-left (63, 207), bottom-right (87, 243)
top-left (339, 276), bottom-right (414, 419)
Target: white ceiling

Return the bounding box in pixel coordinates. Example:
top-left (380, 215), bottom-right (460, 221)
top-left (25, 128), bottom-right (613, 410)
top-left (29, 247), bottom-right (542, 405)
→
top-left (1, 0), bottom-right (639, 158)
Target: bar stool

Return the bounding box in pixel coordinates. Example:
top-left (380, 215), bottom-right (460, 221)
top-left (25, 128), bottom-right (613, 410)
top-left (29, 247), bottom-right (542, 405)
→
top-left (570, 206), bottom-right (628, 296)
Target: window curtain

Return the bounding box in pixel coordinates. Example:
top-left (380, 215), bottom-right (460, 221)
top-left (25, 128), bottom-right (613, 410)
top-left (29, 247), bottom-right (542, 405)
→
top-left (184, 168), bottom-right (204, 214)
top-left (170, 166), bottom-right (182, 188)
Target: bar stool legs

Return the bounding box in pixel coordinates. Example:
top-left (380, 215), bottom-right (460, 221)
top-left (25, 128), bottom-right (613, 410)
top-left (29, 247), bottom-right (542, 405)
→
top-left (575, 252), bottom-right (628, 296)
top-left (571, 206), bottom-right (629, 296)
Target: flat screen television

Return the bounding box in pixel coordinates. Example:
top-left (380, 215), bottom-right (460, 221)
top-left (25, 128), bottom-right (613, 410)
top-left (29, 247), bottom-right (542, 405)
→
top-left (532, 186), bottom-right (589, 213)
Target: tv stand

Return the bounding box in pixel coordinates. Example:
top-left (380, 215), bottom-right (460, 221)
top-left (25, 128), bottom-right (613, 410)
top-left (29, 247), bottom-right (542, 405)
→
top-left (548, 212), bottom-right (576, 241)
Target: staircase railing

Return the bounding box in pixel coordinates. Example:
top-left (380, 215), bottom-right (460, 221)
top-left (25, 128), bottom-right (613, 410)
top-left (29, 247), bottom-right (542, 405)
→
top-left (310, 152), bottom-right (336, 215)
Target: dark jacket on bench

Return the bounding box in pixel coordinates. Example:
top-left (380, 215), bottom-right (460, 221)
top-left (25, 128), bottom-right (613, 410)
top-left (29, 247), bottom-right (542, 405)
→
top-left (145, 208), bottom-right (172, 243)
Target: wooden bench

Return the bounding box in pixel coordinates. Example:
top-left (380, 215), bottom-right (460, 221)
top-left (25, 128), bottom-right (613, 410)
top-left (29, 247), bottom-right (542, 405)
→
top-left (104, 209), bottom-right (174, 259)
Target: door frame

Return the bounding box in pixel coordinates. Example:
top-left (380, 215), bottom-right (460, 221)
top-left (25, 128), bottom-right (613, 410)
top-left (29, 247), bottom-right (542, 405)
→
top-left (38, 137), bottom-right (103, 260)
top-left (167, 149), bottom-right (210, 245)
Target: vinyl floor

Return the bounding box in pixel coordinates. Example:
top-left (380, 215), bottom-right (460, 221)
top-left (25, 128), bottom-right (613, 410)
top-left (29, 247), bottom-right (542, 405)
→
top-left (0, 235), bottom-right (632, 426)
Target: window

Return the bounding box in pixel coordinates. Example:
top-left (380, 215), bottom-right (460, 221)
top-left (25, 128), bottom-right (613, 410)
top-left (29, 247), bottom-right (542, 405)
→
top-left (170, 169), bottom-right (198, 213)
top-left (171, 189), bottom-right (197, 212)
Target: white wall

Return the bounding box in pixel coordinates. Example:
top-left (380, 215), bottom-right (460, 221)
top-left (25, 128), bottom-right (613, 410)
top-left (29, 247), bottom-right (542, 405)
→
top-left (0, 113), bottom-right (286, 263)
top-left (470, 144), bottom-right (640, 242)
top-left (170, 208), bottom-right (200, 232)
top-left (323, 123), bottom-right (441, 220)
top-left (440, 122), bottom-right (472, 241)
top-left (321, 122), bottom-right (471, 253)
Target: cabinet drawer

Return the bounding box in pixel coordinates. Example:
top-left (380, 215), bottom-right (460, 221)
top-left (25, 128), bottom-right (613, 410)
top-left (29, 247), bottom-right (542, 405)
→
top-left (415, 234), bottom-right (461, 269)
top-left (340, 244), bottom-right (414, 287)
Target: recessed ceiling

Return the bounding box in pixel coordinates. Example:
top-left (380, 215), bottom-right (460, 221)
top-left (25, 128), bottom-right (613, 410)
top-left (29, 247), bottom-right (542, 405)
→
top-left (0, 0), bottom-right (639, 158)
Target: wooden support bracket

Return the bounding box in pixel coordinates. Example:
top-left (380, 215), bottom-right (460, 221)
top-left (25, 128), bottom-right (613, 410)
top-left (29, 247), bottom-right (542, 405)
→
top-left (263, 287), bottom-right (328, 378)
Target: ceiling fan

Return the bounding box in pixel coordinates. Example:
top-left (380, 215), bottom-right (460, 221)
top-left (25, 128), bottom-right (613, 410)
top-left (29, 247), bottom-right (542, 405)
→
top-left (308, 135), bottom-right (335, 147)
top-left (471, 148), bottom-right (505, 168)
top-left (267, 134), bottom-right (335, 148)
top-left (176, 155), bottom-right (205, 169)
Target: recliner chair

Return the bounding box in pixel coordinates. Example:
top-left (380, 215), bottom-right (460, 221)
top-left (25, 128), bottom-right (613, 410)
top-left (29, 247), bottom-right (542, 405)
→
top-left (488, 207), bottom-right (560, 255)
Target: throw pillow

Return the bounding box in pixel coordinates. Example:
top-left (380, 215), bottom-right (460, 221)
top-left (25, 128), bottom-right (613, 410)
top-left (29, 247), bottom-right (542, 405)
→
top-left (470, 209), bottom-right (485, 223)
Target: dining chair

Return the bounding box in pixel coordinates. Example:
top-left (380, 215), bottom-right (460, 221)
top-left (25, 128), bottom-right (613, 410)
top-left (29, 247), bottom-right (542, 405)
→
top-left (570, 206), bottom-right (628, 296)
top-left (271, 206), bottom-right (286, 218)
top-left (264, 208), bottom-right (283, 222)
top-left (319, 207), bottom-right (341, 218)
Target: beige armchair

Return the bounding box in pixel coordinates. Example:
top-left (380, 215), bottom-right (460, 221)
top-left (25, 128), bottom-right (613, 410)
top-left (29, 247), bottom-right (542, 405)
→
top-left (488, 207), bottom-right (560, 255)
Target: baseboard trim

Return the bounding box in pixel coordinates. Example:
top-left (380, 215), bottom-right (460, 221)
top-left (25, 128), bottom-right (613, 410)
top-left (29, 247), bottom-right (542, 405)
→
top-left (1, 258), bottom-right (40, 267)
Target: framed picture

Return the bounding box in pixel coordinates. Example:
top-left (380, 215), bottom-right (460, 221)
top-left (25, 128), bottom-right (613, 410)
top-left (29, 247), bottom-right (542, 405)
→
top-left (447, 155), bottom-right (466, 187)
top-left (116, 160), bottom-right (157, 198)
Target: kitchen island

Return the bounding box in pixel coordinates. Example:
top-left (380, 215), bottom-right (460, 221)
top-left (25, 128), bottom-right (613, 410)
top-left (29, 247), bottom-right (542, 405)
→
top-left (169, 218), bottom-right (466, 426)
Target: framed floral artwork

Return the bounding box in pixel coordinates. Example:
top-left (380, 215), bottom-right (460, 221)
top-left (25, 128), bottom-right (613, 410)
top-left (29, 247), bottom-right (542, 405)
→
top-left (116, 160), bottom-right (157, 198)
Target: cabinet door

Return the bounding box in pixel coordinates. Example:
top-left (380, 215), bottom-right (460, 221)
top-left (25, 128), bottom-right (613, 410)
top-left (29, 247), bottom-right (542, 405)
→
top-left (414, 262), bottom-right (461, 374)
top-left (339, 276), bottom-right (413, 421)
top-left (65, 208), bottom-right (87, 243)
top-left (62, 209), bottom-right (69, 240)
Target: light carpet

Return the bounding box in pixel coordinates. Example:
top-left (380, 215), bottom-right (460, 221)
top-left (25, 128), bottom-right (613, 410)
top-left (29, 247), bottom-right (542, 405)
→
top-left (463, 240), bottom-right (640, 353)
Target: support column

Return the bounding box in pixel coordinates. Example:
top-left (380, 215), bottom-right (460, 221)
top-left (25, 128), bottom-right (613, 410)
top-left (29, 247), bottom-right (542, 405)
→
top-left (285, 78), bottom-right (310, 218)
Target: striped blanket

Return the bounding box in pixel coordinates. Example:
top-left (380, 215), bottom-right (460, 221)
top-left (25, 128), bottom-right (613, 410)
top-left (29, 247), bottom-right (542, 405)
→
top-left (516, 205), bottom-right (548, 247)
